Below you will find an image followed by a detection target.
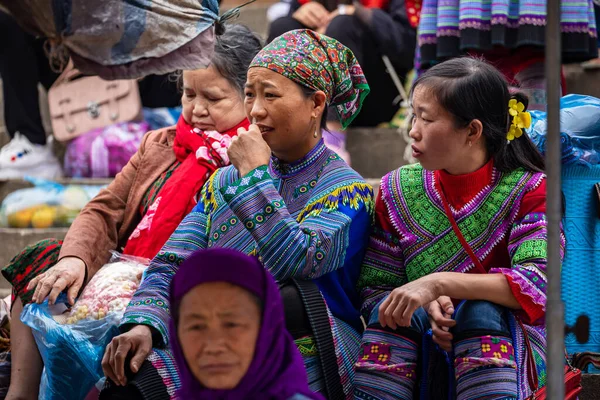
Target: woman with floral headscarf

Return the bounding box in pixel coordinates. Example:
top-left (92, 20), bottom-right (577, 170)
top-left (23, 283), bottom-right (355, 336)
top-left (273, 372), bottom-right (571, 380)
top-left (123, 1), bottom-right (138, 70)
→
top-left (102, 29), bottom-right (374, 398)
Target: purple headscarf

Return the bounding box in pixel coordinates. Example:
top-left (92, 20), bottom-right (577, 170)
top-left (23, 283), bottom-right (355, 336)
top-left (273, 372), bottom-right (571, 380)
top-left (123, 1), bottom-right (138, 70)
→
top-left (169, 248), bottom-right (321, 400)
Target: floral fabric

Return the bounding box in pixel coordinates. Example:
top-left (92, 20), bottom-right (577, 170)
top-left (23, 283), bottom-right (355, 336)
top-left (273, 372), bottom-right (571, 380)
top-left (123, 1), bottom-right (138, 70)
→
top-left (250, 29), bottom-right (370, 129)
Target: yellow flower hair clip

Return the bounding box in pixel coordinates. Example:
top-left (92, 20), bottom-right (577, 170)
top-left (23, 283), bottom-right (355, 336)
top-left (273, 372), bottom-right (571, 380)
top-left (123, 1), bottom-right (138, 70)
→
top-left (507, 99), bottom-right (531, 143)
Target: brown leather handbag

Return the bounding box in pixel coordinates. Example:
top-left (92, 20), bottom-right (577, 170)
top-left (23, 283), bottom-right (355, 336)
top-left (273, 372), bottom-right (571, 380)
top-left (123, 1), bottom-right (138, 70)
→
top-left (48, 62), bottom-right (142, 142)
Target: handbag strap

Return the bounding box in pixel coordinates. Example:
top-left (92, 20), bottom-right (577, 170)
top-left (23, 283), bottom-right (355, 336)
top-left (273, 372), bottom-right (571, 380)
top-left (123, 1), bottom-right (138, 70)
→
top-left (437, 179), bottom-right (543, 391)
top-left (51, 59), bottom-right (83, 89)
top-left (292, 279), bottom-right (345, 400)
top-left (437, 181), bottom-right (487, 274)
top-left (518, 318), bottom-right (540, 391)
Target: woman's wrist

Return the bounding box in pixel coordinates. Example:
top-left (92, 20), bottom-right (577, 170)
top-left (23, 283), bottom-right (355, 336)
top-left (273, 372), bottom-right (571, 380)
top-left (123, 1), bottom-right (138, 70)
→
top-left (59, 255), bottom-right (86, 266)
top-left (239, 163), bottom-right (268, 178)
top-left (426, 272), bottom-right (448, 299)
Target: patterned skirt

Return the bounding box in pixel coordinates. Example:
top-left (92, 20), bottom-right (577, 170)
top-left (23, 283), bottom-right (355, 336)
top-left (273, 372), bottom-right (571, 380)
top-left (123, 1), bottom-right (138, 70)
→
top-left (355, 304), bottom-right (546, 399)
top-left (417, 0), bottom-right (599, 69)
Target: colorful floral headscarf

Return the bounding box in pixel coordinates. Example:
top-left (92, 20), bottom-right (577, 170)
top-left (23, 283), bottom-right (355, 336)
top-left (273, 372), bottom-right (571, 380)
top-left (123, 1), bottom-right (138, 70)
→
top-left (250, 29), bottom-right (370, 129)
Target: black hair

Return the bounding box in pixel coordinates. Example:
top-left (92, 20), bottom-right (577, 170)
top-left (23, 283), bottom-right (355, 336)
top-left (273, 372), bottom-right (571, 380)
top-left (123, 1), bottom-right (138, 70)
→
top-left (174, 24), bottom-right (263, 97)
top-left (411, 57), bottom-right (545, 173)
top-left (300, 85), bottom-right (329, 132)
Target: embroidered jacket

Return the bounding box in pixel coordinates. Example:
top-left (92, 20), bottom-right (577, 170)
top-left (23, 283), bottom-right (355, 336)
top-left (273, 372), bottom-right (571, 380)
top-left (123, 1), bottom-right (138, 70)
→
top-left (357, 161), bottom-right (562, 398)
top-left (122, 140), bottom-right (374, 344)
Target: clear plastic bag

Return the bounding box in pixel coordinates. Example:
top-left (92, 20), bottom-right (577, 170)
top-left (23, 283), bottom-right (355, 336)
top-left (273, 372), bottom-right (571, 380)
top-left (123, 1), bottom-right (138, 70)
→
top-left (20, 252), bottom-right (149, 400)
top-left (0, 177), bottom-right (105, 228)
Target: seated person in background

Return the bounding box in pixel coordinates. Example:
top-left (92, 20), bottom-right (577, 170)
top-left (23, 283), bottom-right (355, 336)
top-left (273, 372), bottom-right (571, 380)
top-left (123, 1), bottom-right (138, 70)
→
top-left (581, 2), bottom-right (600, 69)
top-left (2, 24), bottom-right (262, 400)
top-left (101, 29), bottom-right (373, 398)
top-left (267, 0), bottom-right (417, 162)
top-left (169, 248), bottom-right (322, 399)
top-left (414, 0), bottom-right (597, 110)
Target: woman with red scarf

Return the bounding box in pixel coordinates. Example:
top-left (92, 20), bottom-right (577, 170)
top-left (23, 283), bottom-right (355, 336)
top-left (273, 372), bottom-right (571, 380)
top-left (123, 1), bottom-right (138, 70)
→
top-left (1, 24), bottom-right (262, 400)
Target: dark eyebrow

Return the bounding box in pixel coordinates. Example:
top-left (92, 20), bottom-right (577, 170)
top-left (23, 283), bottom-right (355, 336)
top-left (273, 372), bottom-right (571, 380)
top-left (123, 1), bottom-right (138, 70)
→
top-left (245, 81), bottom-right (277, 89)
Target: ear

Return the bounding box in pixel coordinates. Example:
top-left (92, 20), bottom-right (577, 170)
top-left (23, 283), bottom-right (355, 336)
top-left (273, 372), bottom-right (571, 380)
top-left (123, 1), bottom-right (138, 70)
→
top-left (467, 119), bottom-right (484, 143)
top-left (311, 91), bottom-right (328, 118)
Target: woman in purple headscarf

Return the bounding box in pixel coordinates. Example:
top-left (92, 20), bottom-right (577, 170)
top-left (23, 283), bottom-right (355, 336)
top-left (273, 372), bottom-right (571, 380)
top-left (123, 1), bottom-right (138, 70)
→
top-left (169, 248), bottom-right (322, 399)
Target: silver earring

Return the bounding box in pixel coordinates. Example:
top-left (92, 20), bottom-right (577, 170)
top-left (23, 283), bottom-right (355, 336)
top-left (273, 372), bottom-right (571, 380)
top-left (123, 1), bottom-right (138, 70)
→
top-left (468, 140), bottom-right (472, 147)
top-left (314, 128), bottom-right (319, 138)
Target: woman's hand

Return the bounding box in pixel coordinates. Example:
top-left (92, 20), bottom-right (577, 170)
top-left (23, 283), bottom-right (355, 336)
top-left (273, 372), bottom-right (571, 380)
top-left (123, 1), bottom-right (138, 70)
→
top-left (292, 2), bottom-right (329, 29)
top-left (316, 6), bottom-right (356, 33)
top-left (27, 256), bottom-right (86, 306)
top-left (378, 275), bottom-right (441, 329)
top-left (227, 124), bottom-right (271, 177)
top-left (424, 296), bottom-right (456, 351)
top-left (102, 325), bottom-right (153, 386)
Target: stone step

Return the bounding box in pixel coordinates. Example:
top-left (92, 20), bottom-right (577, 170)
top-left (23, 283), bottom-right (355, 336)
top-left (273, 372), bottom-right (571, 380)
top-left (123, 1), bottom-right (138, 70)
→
top-left (0, 178), bottom-right (111, 289)
top-left (565, 63), bottom-right (600, 99)
top-left (347, 128), bottom-right (410, 179)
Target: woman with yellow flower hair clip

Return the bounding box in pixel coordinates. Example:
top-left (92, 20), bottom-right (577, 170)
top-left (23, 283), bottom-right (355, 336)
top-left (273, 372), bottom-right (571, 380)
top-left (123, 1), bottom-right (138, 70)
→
top-left (355, 57), bottom-right (555, 399)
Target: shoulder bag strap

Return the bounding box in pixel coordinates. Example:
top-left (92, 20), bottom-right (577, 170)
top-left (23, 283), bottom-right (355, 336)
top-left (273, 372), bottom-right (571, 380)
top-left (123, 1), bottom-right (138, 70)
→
top-left (437, 180), bottom-right (542, 392)
top-left (293, 279), bottom-right (345, 400)
top-left (437, 181), bottom-right (487, 274)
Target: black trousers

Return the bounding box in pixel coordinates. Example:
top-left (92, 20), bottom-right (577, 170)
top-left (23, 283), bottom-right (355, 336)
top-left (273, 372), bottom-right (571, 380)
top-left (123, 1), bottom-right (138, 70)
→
top-left (0, 10), bottom-right (181, 145)
top-left (0, 10), bottom-right (59, 145)
top-left (268, 15), bottom-right (403, 127)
